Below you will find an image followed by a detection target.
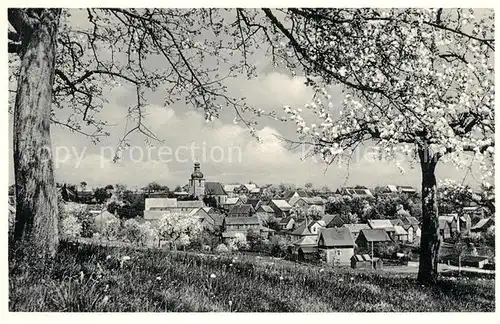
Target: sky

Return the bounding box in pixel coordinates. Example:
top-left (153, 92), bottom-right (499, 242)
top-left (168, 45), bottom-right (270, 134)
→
top-left (7, 8), bottom-right (489, 191)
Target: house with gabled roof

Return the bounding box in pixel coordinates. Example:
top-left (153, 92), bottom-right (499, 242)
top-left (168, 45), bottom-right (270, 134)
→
top-left (393, 225), bottom-right (409, 242)
top-left (367, 219), bottom-right (396, 239)
top-left (223, 197), bottom-right (242, 211)
top-left (322, 214), bottom-right (348, 228)
top-left (269, 199), bottom-right (293, 218)
top-left (383, 185), bottom-right (399, 194)
top-left (246, 198), bottom-right (261, 210)
top-left (397, 185), bottom-right (417, 194)
top-left (289, 219), bottom-right (325, 241)
top-left (290, 196), bottom-right (326, 215)
top-left (292, 235), bottom-right (319, 260)
top-left (144, 198), bottom-right (205, 220)
top-left (228, 204), bottom-right (255, 218)
top-left (399, 216), bottom-right (421, 243)
top-left (439, 214), bottom-right (459, 239)
top-left (223, 184), bottom-right (240, 198)
top-left (336, 187), bottom-right (373, 198)
top-left (470, 217), bottom-right (495, 233)
top-left (318, 227), bottom-right (355, 266)
top-left (343, 223), bottom-right (371, 240)
top-left (355, 229), bottom-right (392, 250)
top-left (286, 189), bottom-right (311, 205)
top-left (278, 216), bottom-right (296, 231)
top-left (223, 216), bottom-right (261, 234)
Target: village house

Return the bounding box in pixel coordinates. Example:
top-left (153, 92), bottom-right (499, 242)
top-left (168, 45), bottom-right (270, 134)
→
top-left (392, 225), bottom-right (409, 242)
top-left (367, 219), bottom-right (396, 239)
top-left (322, 214), bottom-right (348, 228)
top-left (289, 219), bottom-right (325, 241)
top-left (143, 198), bottom-right (205, 221)
top-left (290, 196), bottom-right (326, 215)
top-left (399, 216), bottom-right (421, 243)
top-left (237, 183), bottom-right (259, 195)
top-left (222, 216), bottom-right (261, 235)
top-left (246, 198), bottom-right (261, 210)
top-left (248, 187), bottom-right (262, 198)
top-left (382, 185), bottom-right (399, 194)
top-left (222, 197), bottom-right (243, 211)
top-left (336, 187), bottom-right (373, 198)
top-left (286, 189), bottom-right (311, 205)
top-left (188, 207), bottom-right (223, 232)
top-left (228, 204), bottom-right (255, 218)
top-left (397, 185), bottom-right (417, 194)
top-left (462, 205), bottom-right (489, 221)
top-left (439, 214), bottom-right (460, 239)
top-left (318, 227), bottom-right (356, 266)
top-left (292, 235), bottom-right (318, 261)
top-left (470, 217), bottom-right (495, 233)
top-left (268, 199), bottom-right (293, 218)
top-left (343, 223), bottom-right (370, 240)
top-left (223, 184), bottom-right (240, 198)
top-left (459, 214), bottom-right (472, 234)
top-left (355, 229), bottom-right (392, 252)
top-left (278, 216), bottom-right (296, 231)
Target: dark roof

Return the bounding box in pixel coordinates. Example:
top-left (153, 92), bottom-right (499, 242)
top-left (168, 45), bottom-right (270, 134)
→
top-left (390, 218), bottom-right (404, 226)
top-left (247, 199), bottom-right (261, 208)
top-left (284, 189), bottom-right (310, 200)
top-left (358, 229), bottom-right (392, 243)
top-left (402, 216), bottom-right (419, 226)
top-left (291, 222), bottom-right (313, 236)
top-left (257, 205), bottom-right (274, 213)
top-left (224, 216), bottom-right (260, 226)
top-left (279, 216), bottom-right (295, 225)
top-left (228, 204), bottom-right (255, 216)
top-left (205, 182), bottom-right (227, 196)
top-left (323, 214), bottom-right (347, 227)
top-left (318, 228), bottom-right (355, 247)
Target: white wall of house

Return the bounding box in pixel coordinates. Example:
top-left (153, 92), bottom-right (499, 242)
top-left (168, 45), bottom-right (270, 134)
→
top-left (320, 247), bottom-right (354, 266)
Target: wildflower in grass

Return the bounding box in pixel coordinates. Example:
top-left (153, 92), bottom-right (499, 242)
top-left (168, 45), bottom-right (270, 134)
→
top-left (350, 277), bottom-right (354, 281)
top-left (339, 278), bottom-right (344, 282)
top-left (319, 268), bottom-right (324, 273)
top-left (279, 276), bottom-right (284, 281)
top-left (210, 273), bottom-right (216, 279)
top-left (120, 256), bottom-right (131, 267)
top-left (156, 276), bottom-right (162, 281)
top-left (102, 295), bottom-right (109, 305)
top-left (80, 271), bottom-right (84, 283)
top-left (229, 263), bottom-right (233, 267)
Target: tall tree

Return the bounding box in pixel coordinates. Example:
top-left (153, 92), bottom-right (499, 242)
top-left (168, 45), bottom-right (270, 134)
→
top-left (10, 9), bottom-right (62, 258)
top-left (259, 8), bottom-right (494, 284)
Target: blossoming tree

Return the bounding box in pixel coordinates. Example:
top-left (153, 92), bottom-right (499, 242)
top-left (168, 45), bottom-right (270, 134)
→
top-left (156, 212), bottom-right (202, 250)
top-left (263, 8), bottom-right (494, 284)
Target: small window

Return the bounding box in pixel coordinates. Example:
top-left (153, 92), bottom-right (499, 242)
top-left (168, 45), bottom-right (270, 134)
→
top-left (336, 250), bottom-right (342, 256)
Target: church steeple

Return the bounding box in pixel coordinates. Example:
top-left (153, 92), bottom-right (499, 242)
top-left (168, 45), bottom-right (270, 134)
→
top-left (188, 162), bottom-right (205, 199)
top-left (191, 162), bottom-right (204, 180)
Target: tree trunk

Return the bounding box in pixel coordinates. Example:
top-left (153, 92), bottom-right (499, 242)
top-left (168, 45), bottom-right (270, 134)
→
top-left (12, 9), bottom-right (62, 259)
top-left (417, 146), bottom-right (441, 285)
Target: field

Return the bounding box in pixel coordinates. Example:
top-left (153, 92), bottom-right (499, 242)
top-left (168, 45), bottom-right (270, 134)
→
top-left (9, 241), bottom-right (495, 312)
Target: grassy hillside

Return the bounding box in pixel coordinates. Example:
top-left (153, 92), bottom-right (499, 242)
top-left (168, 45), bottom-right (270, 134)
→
top-left (9, 241), bottom-right (495, 312)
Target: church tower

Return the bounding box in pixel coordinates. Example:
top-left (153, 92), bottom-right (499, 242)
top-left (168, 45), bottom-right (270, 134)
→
top-left (188, 162), bottom-right (205, 199)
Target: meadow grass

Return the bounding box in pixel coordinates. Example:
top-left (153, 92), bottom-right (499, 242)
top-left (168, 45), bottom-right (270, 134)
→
top-left (9, 241), bottom-right (495, 312)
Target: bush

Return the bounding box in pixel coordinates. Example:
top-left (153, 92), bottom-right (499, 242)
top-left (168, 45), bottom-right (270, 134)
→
top-left (215, 243), bottom-right (229, 254)
top-left (60, 215), bottom-right (82, 240)
top-left (96, 214), bottom-right (121, 241)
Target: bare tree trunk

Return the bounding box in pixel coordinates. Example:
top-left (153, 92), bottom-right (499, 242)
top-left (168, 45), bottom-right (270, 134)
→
top-left (12, 9), bottom-right (62, 259)
top-left (417, 146), bottom-right (441, 285)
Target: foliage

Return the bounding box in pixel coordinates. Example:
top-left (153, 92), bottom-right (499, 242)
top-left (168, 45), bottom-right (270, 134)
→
top-left (306, 205), bottom-right (324, 220)
top-left (95, 214), bottom-right (121, 241)
top-left (230, 233), bottom-right (248, 251)
top-left (107, 202), bottom-right (120, 215)
top-left (8, 241), bottom-right (495, 312)
top-left (60, 215), bottom-right (82, 240)
top-left (215, 243), bottom-right (229, 254)
top-left (93, 187), bottom-right (111, 204)
top-left (157, 212), bottom-right (202, 249)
